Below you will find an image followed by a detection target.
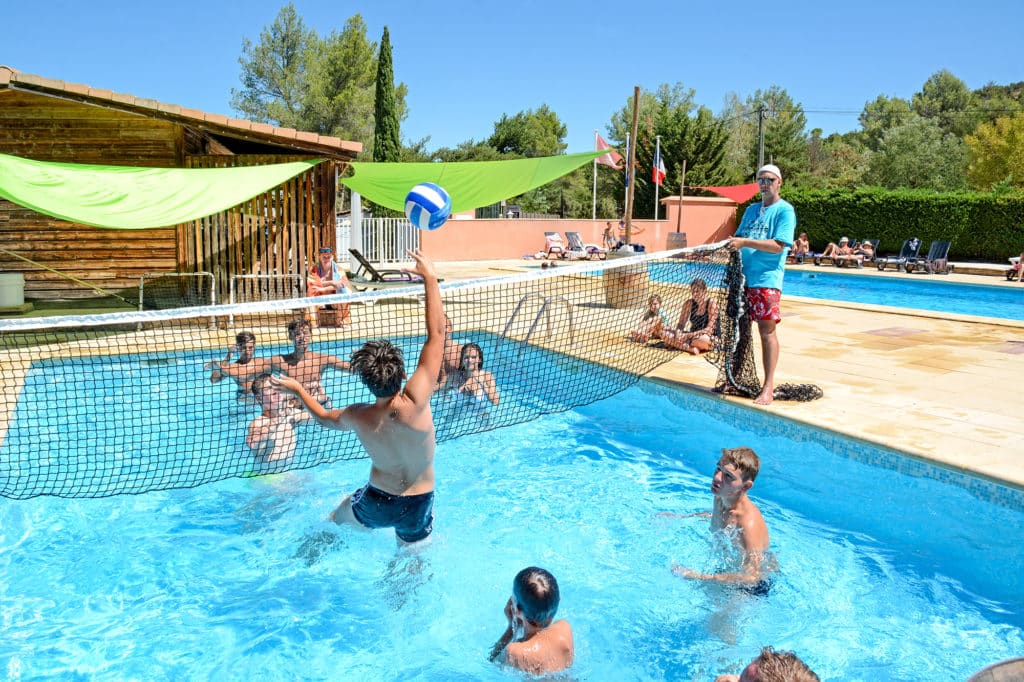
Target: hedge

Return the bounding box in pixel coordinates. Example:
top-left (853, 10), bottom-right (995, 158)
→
top-left (741, 188), bottom-right (1024, 261)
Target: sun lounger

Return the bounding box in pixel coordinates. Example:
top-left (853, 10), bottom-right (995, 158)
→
top-left (544, 231), bottom-right (566, 259)
top-left (906, 240), bottom-right (954, 274)
top-left (876, 238), bottom-right (922, 272)
top-left (347, 248), bottom-right (438, 291)
top-left (564, 231), bottom-right (607, 260)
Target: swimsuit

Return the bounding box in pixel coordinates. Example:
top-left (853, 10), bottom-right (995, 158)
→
top-left (688, 301), bottom-right (710, 332)
top-left (350, 483), bottom-right (434, 542)
top-left (740, 577), bottom-right (774, 597)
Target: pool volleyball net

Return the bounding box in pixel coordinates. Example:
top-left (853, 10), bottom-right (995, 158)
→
top-left (0, 243), bottom-right (807, 499)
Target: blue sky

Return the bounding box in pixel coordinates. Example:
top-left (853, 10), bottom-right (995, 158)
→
top-left (4, 0), bottom-right (1021, 157)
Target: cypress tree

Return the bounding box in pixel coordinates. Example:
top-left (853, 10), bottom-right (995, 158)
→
top-left (373, 26), bottom-right (400, 162)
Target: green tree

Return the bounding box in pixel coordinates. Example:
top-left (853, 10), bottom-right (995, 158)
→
top-left (863, 115), bottom-right (967, 190)
top-left (230, 3), bottom-right (315, 129)
top-left (858, 95), bottom-right (913, 151)
top-left (965, 112), bottom-right (1024, 190)
top-left (487, 105), bottom-right (568, 157)
top-left (721, 86), bottom-right (808, 182)
top-left (972, 81), bottom-right (1024, 128)
top-left (232, 8), bottom-right (407, 152)
top-left (911, 69), bottom-right (976, 138)
top-left (372, 26), bottom-right (400, 162)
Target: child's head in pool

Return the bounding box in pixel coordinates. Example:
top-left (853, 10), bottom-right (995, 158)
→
top-left (512, 566), bottom-right (560, 626)
top-left (351, 340), bottom-right (405, 397)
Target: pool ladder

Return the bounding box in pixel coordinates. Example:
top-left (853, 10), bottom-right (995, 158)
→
top-left (499, 293), bottom-right (574, 354)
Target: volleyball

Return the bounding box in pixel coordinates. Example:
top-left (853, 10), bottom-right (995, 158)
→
top-left (404, 183), bottom-right (452, 230)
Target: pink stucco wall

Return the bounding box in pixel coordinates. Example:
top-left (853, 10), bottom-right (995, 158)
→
top-left (420, 196), bottom-right (738, 261)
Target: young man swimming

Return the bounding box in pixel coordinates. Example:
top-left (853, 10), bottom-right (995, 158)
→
top-left (489, 567), bottom-right (574, 675)
top-left (272, 249), bottom-right (444, 544)
top-left (205, 331), bottom-right (271, 400)
top-left (246, 372), bottom-right (297, 462)
top-left (270, 318), bottom-right (350, 410)
top-left (672, 447), bottom-right (772, 590)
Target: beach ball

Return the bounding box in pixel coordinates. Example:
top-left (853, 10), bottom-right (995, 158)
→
top-left (404, 183), bottom-right (452, 230)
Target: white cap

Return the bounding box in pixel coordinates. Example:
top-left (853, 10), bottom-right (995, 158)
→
top-left (757, 164), bottom-right (782, 181)
top-left (840, 236), bottom-right (849, 243)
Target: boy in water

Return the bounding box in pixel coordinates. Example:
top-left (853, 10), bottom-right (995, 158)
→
top-left (272, 249), bottom-right (443, 544)
top-left (205, 331), bottom-right (271, 399)
top-left (715, 646), bottom-right (819, 682)
top-left (246, 373), bottom-right (297, 462)
top-left (489, 567), bottom-right (574, 675)
top-left (270, 319), bottom-right (350, 409)
top-left (672, 447), bottom-right (771, 589)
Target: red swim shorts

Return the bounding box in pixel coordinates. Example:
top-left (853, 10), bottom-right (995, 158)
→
top-left (744, 287), bottom-right (782, 323)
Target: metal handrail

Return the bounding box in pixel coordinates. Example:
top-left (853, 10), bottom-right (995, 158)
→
top-left (499, 293), bottom-right (574, 354)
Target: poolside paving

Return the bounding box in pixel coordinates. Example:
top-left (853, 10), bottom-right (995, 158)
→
top-left (435, 257), bottom-right (1024, 490)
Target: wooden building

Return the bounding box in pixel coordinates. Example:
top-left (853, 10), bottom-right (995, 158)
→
top-left (0, 66), bottom-right (361, 303)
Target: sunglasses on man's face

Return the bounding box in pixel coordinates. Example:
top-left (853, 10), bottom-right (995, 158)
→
top-left (319, 248), bottom-right (332, 254)
top-left (756, 177), bottom-right (776, 185)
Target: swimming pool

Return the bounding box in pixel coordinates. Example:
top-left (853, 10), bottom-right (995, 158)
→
top-left (783, 269), bottom-right (1024, 320)
top-left (1, 375), bottom-right (1020, 680)
top-left (648, 261), bottom-right (1023, 320)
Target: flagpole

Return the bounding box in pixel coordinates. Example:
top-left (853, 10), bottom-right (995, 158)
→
top-left (653, 136), bottom-right (661, 221)
top-left (624, 86), bottom-right (641, 244)
top-left (676, 159), bottom-right (687, 233)
top-left (592, 130), bottom-right (598, 221)
top-left (623, 132), bottom-right (630, 222)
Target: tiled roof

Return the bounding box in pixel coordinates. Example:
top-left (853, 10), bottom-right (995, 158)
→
top-left (0, 66), bottom-right (362, 159)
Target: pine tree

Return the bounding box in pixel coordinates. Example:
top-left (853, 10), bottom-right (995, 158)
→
top-left (373, 26), bottom-right (401, 162)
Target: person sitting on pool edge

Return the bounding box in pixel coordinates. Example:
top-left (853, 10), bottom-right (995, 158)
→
top-left (672, 447), bottom-right (773, 592)
top-left (715, 646), bottom-right (819, 682)
top-left (661, 278), bottom-right (720, 355)
top-left (489, 566), bottom-right (574, 675)
top-left (629, 294), bottom-right (672, 343)
top-left (246, 372), bottom-right (298, 463)
top-left (271, 249), bottom-right (444, 545)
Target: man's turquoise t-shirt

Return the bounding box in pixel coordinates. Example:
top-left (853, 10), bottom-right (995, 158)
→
top-left (736, 199), bottom-right (797, 290)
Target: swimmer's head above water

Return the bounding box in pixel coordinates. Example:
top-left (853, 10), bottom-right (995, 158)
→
top-left (720, 446), bottom-right (760, 483)
top-left (512, 566), bottom-right (560, 627)
top-left (351, 339), bottom-right (405, 397)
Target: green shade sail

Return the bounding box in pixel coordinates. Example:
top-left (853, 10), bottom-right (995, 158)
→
top-left (0, 153), bottom-right (323, 229)
top-left (341, 150), bottom-right (604, 213)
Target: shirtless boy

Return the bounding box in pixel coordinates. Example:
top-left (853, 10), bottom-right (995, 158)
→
top-left (205, 331), bottom-right (271, 399)
top-left (270, 319), bottom-right (350, 409)
top-left (246, 373), bottom-right (297, 462)
top-left (489, 567), bottom-right (574, 675)
top-left (272, 249), bottom-right (444, 544)
top-left (672, 447), bottom-right (771, 588)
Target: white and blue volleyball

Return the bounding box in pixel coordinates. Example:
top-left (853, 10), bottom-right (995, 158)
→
top-left (404, 183), bottom-right (452, 230)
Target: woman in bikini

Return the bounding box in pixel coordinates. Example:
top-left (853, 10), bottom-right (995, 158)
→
top-left (662, 278), bottom-right (720, 355)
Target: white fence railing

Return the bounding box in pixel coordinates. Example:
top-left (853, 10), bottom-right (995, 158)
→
top-left (357, 217), bottom-right (420, 264)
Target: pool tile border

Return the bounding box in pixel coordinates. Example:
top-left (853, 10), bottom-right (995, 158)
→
top-left (642, 378), bottom-right (1024, 513)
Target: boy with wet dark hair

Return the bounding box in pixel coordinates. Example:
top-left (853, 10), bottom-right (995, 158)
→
top-left (672, 447), bottom-right (772, 590)
top-left (489, 567), bottom-right (574, 675)
top-left (273, 250), bottom-right (444, 544)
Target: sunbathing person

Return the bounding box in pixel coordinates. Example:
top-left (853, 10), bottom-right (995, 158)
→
top-left (629, 294), bottom-right (672, 342)
top-left (818, 236), bottom-right (852, 261)
top-left (835, 239), bottom-right (874, 267)
top-left (662, 278), bottom-right (720, 355)
top-left (790, 232), bottom-right (811, 261)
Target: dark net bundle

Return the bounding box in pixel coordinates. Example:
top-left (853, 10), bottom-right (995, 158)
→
top-left (0, 244), bottom-right (818, 500)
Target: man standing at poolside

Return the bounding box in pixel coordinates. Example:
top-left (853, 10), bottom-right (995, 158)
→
top-left (672, 447), bottom-right (771, 588)
top-left (272, 249), bottom-right (444, 544)
top-left (726, 164), bottom-right (796, 406)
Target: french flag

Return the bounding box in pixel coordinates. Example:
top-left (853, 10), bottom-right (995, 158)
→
top-left (652, 148), bottom-right (666, 186)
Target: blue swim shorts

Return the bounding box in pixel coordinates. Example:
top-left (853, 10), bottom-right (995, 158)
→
top-left (350, 483), bottom-right (434, 543)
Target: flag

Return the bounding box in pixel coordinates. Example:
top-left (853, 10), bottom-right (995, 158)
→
top-left (595, 134), bottom-right (623, 168)
top-left (652, 148), bottom-right (666, 186)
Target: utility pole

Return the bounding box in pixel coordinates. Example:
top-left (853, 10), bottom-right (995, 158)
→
top-left (756, 104), bottom-right (766, 169)
top-left (624, 86), bottom-right (640, 244)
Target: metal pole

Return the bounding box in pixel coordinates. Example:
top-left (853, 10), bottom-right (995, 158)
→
top-left (675, 160), bottom-right (686, 233)
top-left (653, 135), bottom-right (661, 220)
top-left (757, 104), bottom-right (766, 169)
top-left (624, 86), bottom-right (640, 244)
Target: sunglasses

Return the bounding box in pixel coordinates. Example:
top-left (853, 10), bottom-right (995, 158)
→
top-left (756, 177), bottom-right (777, 185)
top-left (319, 248), bottom-right (333, 254)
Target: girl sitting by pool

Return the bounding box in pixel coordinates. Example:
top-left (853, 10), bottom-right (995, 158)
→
top-left (629, 294), bottom-right (672, 342)
top-left (662, 278), bottom-right (720, 355)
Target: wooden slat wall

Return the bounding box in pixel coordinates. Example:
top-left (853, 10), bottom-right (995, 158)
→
top-left (183, 155), bottom-right (336, 302)
top-left (0, 90), bottom-right (337, 302)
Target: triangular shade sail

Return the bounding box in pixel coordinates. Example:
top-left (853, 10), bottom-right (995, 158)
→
top-left (691, 183), bottom-right (761, 204)
top-left (0, 153), bottom-right (323, 229)
top-left (341, 151), bottom-right (604, 213)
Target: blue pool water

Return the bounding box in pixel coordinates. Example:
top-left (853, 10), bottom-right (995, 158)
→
top-left (784, 270), bottom-right (1023, 320)
top-left (1, 369), bottom-right (1021, 679)
top-left (648, 262), bottom-right (1024, 320)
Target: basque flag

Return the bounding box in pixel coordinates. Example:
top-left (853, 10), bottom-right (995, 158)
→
top-left (652, 148), bottom-right (666, 186)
